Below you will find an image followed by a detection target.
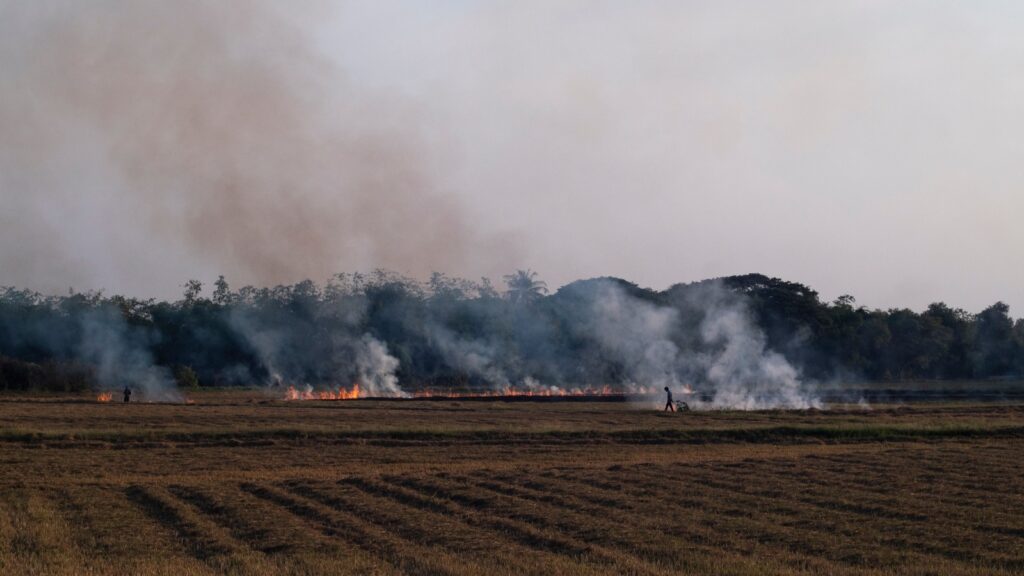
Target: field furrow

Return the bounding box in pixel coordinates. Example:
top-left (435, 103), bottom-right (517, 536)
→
top-left (240, 481), bottom-right (475, 576)
top-left (3, 395), bottom-right (1024, 575)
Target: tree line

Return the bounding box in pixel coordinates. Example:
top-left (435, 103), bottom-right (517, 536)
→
top-left (0, 271), bottom-right (1021, 392)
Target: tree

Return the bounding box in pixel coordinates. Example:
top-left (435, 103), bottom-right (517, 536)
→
top-left (503, 270), bottom-right (548, 305)
top-left (212, 276), bottom-right (232, 305)
top-left (174, 365), bottom-right (200, 389)
top-left (834, 294), bottom-right (856, 308)
top-left (923, 303), bottom-right (974, 378)
top-left (974, 302), bottom-right (1017, 378)
top-left (821, 294), bottom-right (865, 375)
top-left (1015, 319), bottom-right (1024, 376)
top-left (182, 280), bottom-right (203, 304)
top-left (477, 277), bottom-right (500, 300)
top-left (4, 270), bottom-right (1024, 392)
top-left (857, 311), bottom-right (892, 380)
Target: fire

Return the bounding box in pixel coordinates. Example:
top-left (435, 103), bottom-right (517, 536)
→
top-left (284, 383), bottom-right (360, 401)
top-left (96, 392), bottom-right (113, 402)
top-left (281, 382), bottom-right (693, 401)
top-left (412, 384), bottom-right (623, 399)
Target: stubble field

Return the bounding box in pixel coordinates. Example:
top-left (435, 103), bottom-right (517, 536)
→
top-left (1, 391), bottom-right (1024, 575)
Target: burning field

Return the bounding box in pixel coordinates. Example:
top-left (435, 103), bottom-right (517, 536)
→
top-left (2, 390), bottom-right (1024, 575)
top-left (280, 383), bottom-right (670, 402)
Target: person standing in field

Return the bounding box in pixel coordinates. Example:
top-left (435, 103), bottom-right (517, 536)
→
top-left (664, 386), bottom-right (675, 412)
top-left (123, 386), bottom-right (131, 403)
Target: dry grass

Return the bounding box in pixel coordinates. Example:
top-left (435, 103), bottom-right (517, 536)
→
top-left (1, 392), bottom-right (1023, 575)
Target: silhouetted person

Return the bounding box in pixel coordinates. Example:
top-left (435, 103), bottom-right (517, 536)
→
top-left (123, 387), bottom-right (131, 403)
top-left (664, 386), bottom-right (675, 412)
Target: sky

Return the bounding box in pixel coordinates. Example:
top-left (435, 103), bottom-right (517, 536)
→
top-left (1, 1), bottom-right (1023, 312)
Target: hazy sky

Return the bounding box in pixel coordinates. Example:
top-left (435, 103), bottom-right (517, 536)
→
top-left (2, 1), bottom-right (1023, 312)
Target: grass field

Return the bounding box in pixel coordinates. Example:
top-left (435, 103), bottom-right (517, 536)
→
top-left (2, 391), bottom-right (1024, 575)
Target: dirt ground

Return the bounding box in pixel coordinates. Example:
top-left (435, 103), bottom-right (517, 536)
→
top-left (1, 392), bottom-right (1023, 575)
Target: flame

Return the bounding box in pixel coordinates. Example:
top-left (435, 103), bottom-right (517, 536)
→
top-left (96, 392), bottom-right (113, 403)
top-left (411, 384), bottom-right (628, 399)
top-left (284, 383), bottom-right (360, 401)
top-left (280, 382), bottom-right (692, 401)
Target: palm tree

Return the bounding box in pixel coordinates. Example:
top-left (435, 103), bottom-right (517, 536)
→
top-left (503, 269), bottom-right (548, 304)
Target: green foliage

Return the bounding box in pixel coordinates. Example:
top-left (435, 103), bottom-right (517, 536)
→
top-left (212, 275), bottom-right (232, 305)
top-left (2, 271), bottom-right (1024, 391)
top-left (173, 365), bottom-right (200, 390)
top-left (182, 279), bottom-right (203, 304)
top-left (503, 269), bottom-right (548, 304)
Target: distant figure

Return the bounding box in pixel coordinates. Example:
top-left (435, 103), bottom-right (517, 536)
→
top-left (123, 387), bottom-right (131, 403)
top-left (664, 386), bottom-right (675, 412)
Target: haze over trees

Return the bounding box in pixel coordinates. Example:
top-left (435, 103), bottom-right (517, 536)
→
top-left (0, 271), bottom-right (1022, 392)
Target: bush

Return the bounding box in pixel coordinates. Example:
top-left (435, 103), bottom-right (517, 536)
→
top-left (0, 356), bottom-right (94, 392)
top-left (174, 365), bottom-right (200, 390)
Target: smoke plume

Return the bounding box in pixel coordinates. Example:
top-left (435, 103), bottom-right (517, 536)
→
top-left (427, 323), bottom-right (513, 388)
top-left (686, 284), bottom-right (820, 409)
top-left (574, 279), bottom-right (820, 409)
top-left (0, 1), bottom-right (511, 298)
top-left (583, 282), bottom-right (686, 389)
top-left (405, 276), bottom-right (820, 408)
top-left (78, 307), bottom-right (182, 402)
top-left (354, 335), bottom-right (403, 397)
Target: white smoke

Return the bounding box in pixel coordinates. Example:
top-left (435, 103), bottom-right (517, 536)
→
top-left (586, 282), bottom-right (686, 388)
top-left (696, 299), bottom-right (820, 410)
top-left (416, 278), bottom-right (821, 408)
top-left (354, 335), bottom-right (404, 397)
top-left (78, 309), bottom-right (183, 402)
top-left (587, 279), bottom-right (820, 410)
top-left (228, 299), bottom-right (408, 396)
top-left (223, 275), bottom-right (820, 407)
top-left (427, 323), bottom-right (511, 388)
top-left (228, 309), bottom-right (287, 386)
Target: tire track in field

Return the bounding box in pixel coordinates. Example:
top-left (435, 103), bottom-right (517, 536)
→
top-left (626, 462), bottom-right (1024, 573)
top-left (391, 471), bottom-right (823, 573)
top-left (53, 488), bottom-right (118, 558)
top-left (353, 475), bottom-right (668, 576)
top-left (748, 458), bottom-right (1024, 537)
top-left (814, 450), bottom-right (1024, 490)
top-left (615, 464), bottom-right (968, 562)
top-left (56, 485), bottom-right (218, 575)
top-left (124, 483), bottom-right (260, 573)
top-left (360, 471), bottom-right (671, 569)
top-left (536, 466), bottom-right (982, 574)
top-left (168, 484), bottom-right (342, 557)
top-left (0, 488), bottom-right (80, 575)
top-left (347, 478), bottom-right (603, 559)
top-left (893, 451), bottom-right (1024, 495)
top-left (282, 479), bottom-right (592, 576)
top-left (239, 481), bottom-right (475, 576)
top-left (500, 468), bottom-right (869, 575)
top-left (549, 467), bottom-right (884, 569)
top-left (787, 461), bottom-right (1024, 541)
top-left (790, 453), bottom-right (1024, 516)
top-left (643, 463), bottom-right (930, 523)
top-left (454, 470), bottom-right (831, 575)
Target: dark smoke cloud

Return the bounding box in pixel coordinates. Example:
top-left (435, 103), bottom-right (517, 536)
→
top-left (0, 1), bottom-right (516, 298)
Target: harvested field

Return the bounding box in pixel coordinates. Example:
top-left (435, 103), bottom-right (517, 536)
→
top-left (2, 392), bottom-right (1024, 575)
